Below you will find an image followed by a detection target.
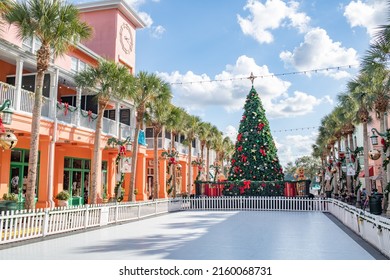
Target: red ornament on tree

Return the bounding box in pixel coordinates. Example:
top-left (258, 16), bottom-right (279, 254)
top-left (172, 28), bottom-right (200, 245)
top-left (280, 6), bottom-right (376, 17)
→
top-left (257, 123), bottom-right (265, 130)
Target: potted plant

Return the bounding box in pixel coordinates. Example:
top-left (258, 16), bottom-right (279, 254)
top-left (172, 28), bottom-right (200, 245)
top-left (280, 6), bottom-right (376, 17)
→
top-left (0, 193), bottom-right (18, 212)
top-left (102, 185), bottom-right (109, 203)
top-left (55, 190), bottom-right (70, 207)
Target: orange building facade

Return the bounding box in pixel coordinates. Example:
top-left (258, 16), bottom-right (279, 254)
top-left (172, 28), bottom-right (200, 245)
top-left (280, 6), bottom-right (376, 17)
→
top-left (0, 0), bottom-right (204, 208)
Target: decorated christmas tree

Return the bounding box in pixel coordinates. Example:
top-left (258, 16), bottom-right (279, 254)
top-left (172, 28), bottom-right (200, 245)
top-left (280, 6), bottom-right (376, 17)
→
top-left (226, 85), bottom-right (284, 196)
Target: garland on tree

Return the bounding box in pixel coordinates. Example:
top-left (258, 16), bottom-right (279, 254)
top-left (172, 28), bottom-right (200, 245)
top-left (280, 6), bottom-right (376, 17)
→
top-left (226, 86), bottom-right (284, 196)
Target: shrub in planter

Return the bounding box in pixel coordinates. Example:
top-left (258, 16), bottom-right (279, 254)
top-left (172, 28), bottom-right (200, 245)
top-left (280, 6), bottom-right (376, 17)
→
top-left (55, 191), bottom-right (70, 207)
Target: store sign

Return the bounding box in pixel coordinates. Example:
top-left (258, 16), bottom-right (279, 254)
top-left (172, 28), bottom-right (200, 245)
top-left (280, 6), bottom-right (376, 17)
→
top-left (121, 157), bottom-right (132, 173)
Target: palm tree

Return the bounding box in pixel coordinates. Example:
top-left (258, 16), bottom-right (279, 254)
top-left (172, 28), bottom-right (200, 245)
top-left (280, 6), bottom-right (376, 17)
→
top-left (205, 125), bottom-right (220, 181)
top-left (182, 114), bottom-right (201, 194)
top-left (3, 0), bottom-right (92, 209)
top-left (221, 136), bottom-right (234, 176)
top-left (75, 59), bottom-right (133, 204)
top-left (165, 106), bottom-right (187, 197)
top-left (338, 91), bottom-right (359, 194)
top-left (127, 71), bottom-right (169, 201)
top-left (145, 83), bottom-right (172, 199)
top-left (0, 0), bottom-right (10, 29)
top-left (198, 121), bottom-right (212, 161)
top-left (348, 73), bottom-right (376, 195)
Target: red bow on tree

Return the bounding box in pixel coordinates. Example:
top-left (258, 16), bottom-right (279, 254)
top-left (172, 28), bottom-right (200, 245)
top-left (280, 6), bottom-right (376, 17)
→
top-left (260, 148), bottom-right (266, 156)
top-left (238, 146), bottom-right (243, 152)
top-left (257, 123), bottom-right (264, 130)
top-left (241, 154), bottom-right (247, 162)
top-left (237, 133), bottom-right (242, 142)
top-left (243, 180), bottom-right (251, 189)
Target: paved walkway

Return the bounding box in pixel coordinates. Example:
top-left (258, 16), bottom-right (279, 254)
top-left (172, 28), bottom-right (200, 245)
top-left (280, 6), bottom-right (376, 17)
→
top-left (0, 211), bottom-right (385, 260)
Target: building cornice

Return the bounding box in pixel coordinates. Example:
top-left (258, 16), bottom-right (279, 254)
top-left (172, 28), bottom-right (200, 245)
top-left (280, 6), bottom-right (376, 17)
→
top-left (76, 0), bottom-right (146, 29)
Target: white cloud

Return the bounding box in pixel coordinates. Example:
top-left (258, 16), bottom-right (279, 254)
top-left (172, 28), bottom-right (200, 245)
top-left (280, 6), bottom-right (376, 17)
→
top-left (237, 0), bottom-right (310, 44)
top-left (267, 91), bottom-right (333, 119)
top-left (151, 25), bottom-right (166, 38)
top-left (158, 55), bottom-right (329, 120)
top-left (124, 0), bottom-right (166, 38)
top-left (124, 0), bottom-right (147, 10)
top-left (344, 0), bottom-right (387, 38)
top-left (224, 125), bottom-right (238, 143)
top-left (277, 133), bottom-right (318, 167)
top-left (138, 11), bottom-right (153, 28)
top-left (279, 27), bottom-right (359, 78)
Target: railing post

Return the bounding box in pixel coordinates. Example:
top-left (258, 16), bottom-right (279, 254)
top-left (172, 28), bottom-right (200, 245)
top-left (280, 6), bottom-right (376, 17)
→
top-left (84, 204), bottom-right (89, 229)
top-left (43, 209), bottom-right (49, 237)
top-left (115, 202), bottom-right (119, 223)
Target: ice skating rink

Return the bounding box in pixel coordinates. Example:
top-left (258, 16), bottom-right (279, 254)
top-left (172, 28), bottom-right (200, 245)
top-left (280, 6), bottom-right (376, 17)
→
top-left (0, 211), bottom-right (383, 260)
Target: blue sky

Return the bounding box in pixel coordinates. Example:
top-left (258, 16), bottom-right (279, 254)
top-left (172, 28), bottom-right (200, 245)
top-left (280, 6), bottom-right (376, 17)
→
top-left (78, 0), bottom-right (388, 167)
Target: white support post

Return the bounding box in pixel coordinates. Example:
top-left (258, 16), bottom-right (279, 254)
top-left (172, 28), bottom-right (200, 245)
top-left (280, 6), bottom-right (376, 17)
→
top-left (75, 87), bottom-right (82, 127)
top-left (14, 58), bottom-right (24, 111)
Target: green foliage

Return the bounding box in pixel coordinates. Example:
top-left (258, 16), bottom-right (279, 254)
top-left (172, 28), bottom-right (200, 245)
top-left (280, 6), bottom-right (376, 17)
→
top-left (2, 193), bottom-right (18, 201)
top-left (284, 156), bottom-right (322, 182)
top-left (228, 86), bottom-right (284, 187)
top-left (55, 190), bottom-right (70, 201)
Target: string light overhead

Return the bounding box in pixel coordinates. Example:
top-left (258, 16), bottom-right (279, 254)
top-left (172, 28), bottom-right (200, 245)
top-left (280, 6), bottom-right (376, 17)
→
top-left (170, 64), bottom-right (358, 86)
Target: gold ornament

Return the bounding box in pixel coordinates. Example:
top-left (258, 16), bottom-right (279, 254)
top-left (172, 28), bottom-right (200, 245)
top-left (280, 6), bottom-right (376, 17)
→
top-left (0, 131), bottom-right (18, 150)
top-left (369, 149), bottom-right (381, 160)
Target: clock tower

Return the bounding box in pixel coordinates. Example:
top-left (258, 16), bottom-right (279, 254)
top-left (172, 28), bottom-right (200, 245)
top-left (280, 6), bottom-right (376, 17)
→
top-left (77, 0), bottom-right (145, 73)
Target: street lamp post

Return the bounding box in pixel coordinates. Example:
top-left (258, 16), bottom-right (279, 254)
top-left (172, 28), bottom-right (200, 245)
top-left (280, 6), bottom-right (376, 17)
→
top-left (346, 146), bottom-right (363, 207)
top-left (370, 128), bottom-right (389, 215)
top-left (0, 99), bottom-right (14, 126)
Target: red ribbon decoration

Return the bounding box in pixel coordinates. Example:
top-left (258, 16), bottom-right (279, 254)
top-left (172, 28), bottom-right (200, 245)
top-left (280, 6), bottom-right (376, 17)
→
top-left (258, 123), bottom-right (264, 130)
top-left (237, 133), bottom-right (242, 142)
top-left (64, 102), bottom-right (69, 116)
top-left (243, 180), bottom-right (251, 189)
top-left (0, 118), bottom-right (5, 133)
top-left (260, 148), bottom-right (266, 156)
top-left (88, 110), bottom-right (92, 122)
top-left (241, 154), bottom-right (247, 162)
top-left (119, 145), bottom-right (126, 155)
top-left (237, 146), bottom-right (243, 152)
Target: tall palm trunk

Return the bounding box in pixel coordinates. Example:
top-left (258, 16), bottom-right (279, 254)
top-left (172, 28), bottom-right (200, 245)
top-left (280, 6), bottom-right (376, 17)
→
top-left (90, 99), bottom-right (107, 204)
top-left (171, 132), bottom-right (177, 197)
top-left (187, 145), bottom-right (192, 194)
top-left (153, 128), bottom-right (161, 199)
top-left (206, 147), bottom-right (210, 181)
top-left (363, 122), bottom-right (371, 195)
top-left (344, 136), bottom-right (351, 194)
top-left (129, 109), bottom-right (143, 202)
top-left (26, 45), bottom-right (50, 209)
top-left (379, 113), bottom-right (388, 193)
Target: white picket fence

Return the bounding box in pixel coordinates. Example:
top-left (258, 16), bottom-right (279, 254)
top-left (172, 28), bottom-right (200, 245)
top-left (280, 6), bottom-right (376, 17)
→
top-left (1, 196), bottom-right (389, 259)
top-left (0, 199), bottom-right (182, 245)
top-left (181, 196), bottom-right (328, 211)
top-left (328, 199), bottom-right (390, 258)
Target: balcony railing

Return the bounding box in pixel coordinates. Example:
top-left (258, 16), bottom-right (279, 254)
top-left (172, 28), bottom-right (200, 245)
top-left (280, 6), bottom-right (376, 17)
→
top-left (0, 81), bottom-right (133, 139)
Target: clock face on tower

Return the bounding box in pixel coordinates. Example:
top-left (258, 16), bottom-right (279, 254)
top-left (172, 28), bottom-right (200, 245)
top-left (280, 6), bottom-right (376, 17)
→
top-left (119, 23), bottom-right (133, 54)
